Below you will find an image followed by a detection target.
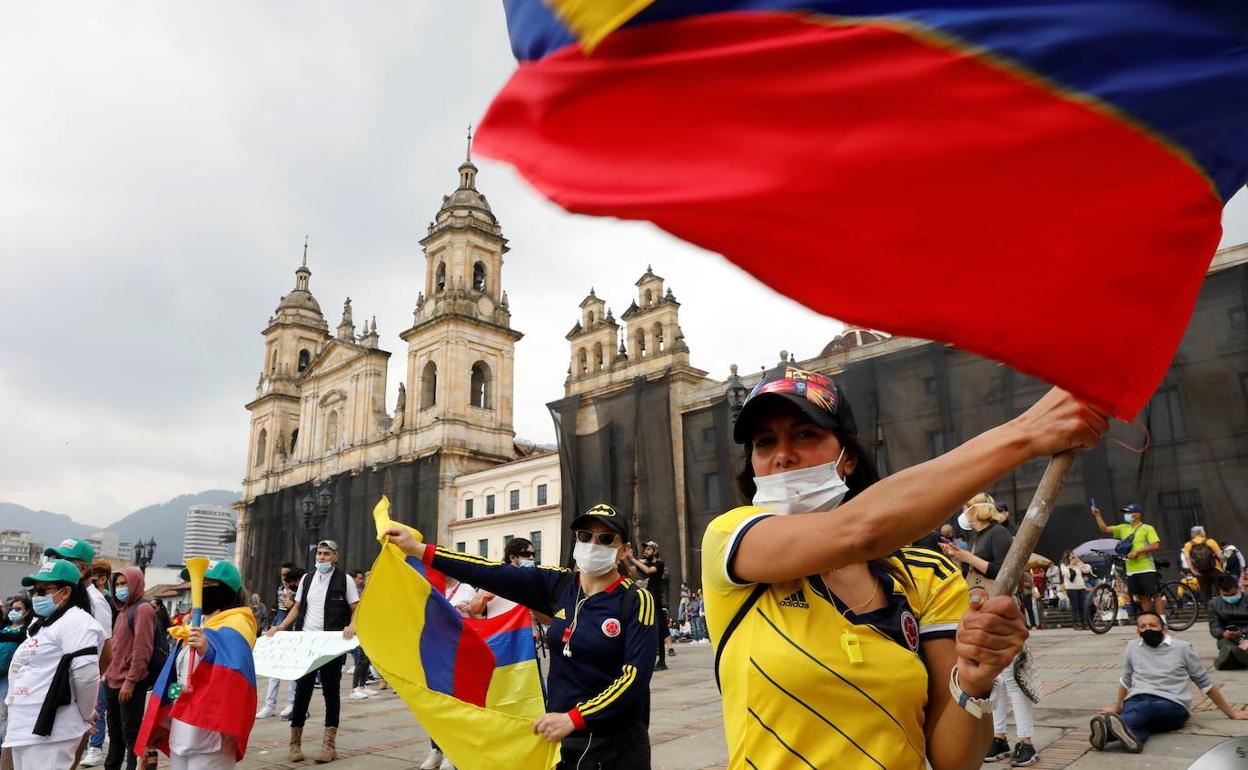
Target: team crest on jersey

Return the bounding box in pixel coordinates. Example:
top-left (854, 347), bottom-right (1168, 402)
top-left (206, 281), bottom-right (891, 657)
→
top-left (901, 610), bottom-right (920, 651)
top-left (601, 618), bottom-right (621, 637)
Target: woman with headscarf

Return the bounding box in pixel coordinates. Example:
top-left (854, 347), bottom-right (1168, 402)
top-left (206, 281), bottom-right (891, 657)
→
top-left (702, 364), bottom-right (1105, 770)
top-left (2, 560), bottom-right (105, 770)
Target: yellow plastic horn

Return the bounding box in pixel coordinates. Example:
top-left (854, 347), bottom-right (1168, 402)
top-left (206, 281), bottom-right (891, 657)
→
top-left (185, 556), bottom-right (210, 625)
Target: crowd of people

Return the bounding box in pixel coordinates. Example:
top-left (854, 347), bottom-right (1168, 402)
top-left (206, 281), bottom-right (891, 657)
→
top-left (2, 368), bottom-right (1244, 770)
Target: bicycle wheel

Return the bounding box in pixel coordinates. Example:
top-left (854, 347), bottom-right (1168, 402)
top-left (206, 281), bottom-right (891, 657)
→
top-left (1088, 584), bottom-right (1117, 634)
top-left (1164, 581), bottom-right (1199, 632)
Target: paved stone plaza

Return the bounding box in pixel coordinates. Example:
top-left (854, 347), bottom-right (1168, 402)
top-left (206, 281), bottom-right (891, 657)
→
top-left (222, 626), bottom-right (1247, 770)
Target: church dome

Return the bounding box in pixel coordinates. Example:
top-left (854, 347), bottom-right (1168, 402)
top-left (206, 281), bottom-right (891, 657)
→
top-left (276, 288), bottom-right (322, 315)
top-left (820, 327), bottom-right (887, 356)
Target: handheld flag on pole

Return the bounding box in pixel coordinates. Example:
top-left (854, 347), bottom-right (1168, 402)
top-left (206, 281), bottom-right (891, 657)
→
top-left (357, 497), bottom-right (557, 770)
top-left (478, 0), bottom-right (1248, 421)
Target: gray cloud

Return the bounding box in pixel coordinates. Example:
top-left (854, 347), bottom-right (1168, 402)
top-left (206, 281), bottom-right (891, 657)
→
top-left (2, 3), bottom-right (1244, 525)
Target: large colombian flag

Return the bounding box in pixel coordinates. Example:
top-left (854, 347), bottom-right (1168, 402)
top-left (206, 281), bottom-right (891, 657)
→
top-left (478, 0), bottom-right (1248, 420)
top-left (135, 607), bottom-right (258, 761)
top-left (357, 497), bottom-right (556, 770)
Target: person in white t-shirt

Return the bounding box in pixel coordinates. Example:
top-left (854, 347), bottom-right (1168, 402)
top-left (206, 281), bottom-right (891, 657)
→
top-left (3, 560), bottom-right (105, 770)
top-left (265, 541), bottom-right (359, 764)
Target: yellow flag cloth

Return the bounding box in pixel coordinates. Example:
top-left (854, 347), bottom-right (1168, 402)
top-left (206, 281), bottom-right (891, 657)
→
top-left (547, 0), bottom-right (659, 51)
top-left (357, 497), bottom-right (558, 770)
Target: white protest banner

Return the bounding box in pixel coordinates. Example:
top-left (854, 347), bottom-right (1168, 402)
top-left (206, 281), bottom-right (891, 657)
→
top-left (253, 631), bottom-right (360, 680)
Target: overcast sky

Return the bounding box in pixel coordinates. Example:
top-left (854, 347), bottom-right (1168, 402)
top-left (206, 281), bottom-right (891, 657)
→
top-left (2, 3), bottom-right (1246, 526)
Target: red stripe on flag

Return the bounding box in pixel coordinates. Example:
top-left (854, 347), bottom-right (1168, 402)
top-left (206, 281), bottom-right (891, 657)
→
top-left (478, 12), bottom-right (1222, 419)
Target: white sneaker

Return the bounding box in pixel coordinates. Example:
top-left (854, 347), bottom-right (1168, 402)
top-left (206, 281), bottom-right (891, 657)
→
top-left (419, 749), bottom-right (443, 770)
top-left (439, 757), bottom-right (456, 770)
top-left (279, 704), bottom-right (294, 719)
top-left (361, 686), bottom-right (379, 695)
top-left (349, 687), bottom-right (369, 699)
top-left (256, 704), bottom-right (277, 719)
top-left (81, 747), bottom-right (106, 767)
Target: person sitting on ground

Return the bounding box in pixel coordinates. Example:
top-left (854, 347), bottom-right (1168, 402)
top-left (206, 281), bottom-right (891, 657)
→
top-left (1091, 611), bottom-right (1248, 753)
top-left (1184, 526), bottom-right (1224, 601)
top-left (1208, 574), bottom-right (1248, 670)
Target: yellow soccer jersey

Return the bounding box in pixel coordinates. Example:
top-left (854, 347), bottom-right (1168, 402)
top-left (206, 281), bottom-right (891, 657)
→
top-left (702, 506), bottom-right (969, 770)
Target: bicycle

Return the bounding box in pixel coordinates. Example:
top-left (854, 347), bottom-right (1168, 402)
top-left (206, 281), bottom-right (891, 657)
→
top-left (1086, 551), bottom-right (1199, 634)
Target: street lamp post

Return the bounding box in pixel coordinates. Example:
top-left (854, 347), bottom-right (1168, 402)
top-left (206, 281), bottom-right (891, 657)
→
top-left (300, 488), bottom-right (331, 572)
top-left (134, 538), bottom-right (157, 574)
top-left (725, 364), bottom-right (749, 423)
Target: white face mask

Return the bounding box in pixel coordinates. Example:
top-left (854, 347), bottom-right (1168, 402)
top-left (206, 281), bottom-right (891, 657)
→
top-left (573, 541), bottom-right (620, 576)
top-left (751, 451), bottom-right (848, 515)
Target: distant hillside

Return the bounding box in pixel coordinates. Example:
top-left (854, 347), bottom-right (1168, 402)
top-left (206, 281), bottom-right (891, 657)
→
top-left (0, 490), bottom-right (239, 567)
top-left (0, 503), bottom-right (95, 544)
top-left (109, 490), bottom-right (239, 566)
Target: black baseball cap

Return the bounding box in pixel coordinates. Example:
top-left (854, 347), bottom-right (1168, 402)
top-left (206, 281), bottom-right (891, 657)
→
top-left (733, 365), bottom-right (857, 443)
top-left (570, 503), bottom-right (629, 537)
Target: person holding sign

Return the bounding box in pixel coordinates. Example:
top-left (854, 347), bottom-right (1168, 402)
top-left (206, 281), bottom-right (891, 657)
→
top-left (702, 366), bottom-right (1105, 770)
top-left (264, 540), bottom-right (359, 763)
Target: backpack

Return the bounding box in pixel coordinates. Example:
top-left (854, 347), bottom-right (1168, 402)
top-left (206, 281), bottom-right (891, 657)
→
top-left (1190, 540), bottom-right (1218, 572)
top-left (127, 604), bottom-right (170, 692)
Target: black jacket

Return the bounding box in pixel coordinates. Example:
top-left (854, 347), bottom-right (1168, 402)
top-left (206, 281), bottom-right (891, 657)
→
top-left (1208, 595), bottom-right (1248, 639)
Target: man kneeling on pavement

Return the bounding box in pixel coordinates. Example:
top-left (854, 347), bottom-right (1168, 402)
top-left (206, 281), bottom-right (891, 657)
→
top-left (1089, 611), bottom-right (1248, 754)
top-left (1208, 573), bottom-right (1248, 670)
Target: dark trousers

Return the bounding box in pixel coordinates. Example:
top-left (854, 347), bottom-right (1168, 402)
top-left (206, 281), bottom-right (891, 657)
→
top-left (1067, 589), bottom-right (1089, 627)
top-left (292, 653), bottom-right (346, 729)
top-left (1216, 638), bottom-right (1248, 670)
top-left (352, 648), bottom-right (371, 689)
top-left (1120, 694), bottom-right (1189, 744)
top-left (104, 685), bottom-right (147, 770)
top-left (557, 723), bottom-right (650, 770)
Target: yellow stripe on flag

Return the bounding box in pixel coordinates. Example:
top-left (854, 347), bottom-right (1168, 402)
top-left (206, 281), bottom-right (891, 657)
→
top-left (546, 0), bottom-right (659, 51)
top-left (359, 496), bottom-right (558, 770)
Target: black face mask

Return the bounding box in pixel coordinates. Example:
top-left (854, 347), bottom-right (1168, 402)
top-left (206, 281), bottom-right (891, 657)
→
top-left (1140, 629), bottom-right (1165, 648)
top-left (203, 584), bottom-right (238, 615)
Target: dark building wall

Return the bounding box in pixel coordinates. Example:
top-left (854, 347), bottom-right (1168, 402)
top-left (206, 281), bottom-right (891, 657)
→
top-left (672, 263), bottom-right (1248, 585)
top-left (240, 454), bottom-right (441, 605)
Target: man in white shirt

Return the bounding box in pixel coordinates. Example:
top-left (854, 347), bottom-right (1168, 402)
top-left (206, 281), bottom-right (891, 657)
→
top-left (266, 540), bottom-right (359, 764)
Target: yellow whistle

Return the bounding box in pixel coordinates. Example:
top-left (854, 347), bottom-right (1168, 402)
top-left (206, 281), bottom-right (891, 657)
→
top-left (841, 630), bottom-right (864, 664)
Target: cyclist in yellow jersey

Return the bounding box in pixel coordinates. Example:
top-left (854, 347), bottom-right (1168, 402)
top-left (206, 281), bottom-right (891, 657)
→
top-left (703, 365), bottom-right (1108, 770)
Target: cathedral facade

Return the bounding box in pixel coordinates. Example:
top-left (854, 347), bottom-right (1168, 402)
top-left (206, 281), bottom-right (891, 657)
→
top-left (235, 147), bottom-right (526, 584)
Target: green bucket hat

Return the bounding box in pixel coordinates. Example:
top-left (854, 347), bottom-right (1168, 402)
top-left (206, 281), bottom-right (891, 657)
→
top-left (44, 538), bottom-right (95, 564)
top-left (22, 559), bottom-right (82, 586)
top-left (180, 560), bottom-right (243, 593)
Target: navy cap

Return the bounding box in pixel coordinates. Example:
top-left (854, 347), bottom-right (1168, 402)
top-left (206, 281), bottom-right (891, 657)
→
top-left (733, 365), bottom-right (856, 444)
top-left (1120, 503), bottom-right (1144, 514)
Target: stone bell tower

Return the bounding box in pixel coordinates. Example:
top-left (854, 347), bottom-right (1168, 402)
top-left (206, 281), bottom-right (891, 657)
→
top-left (400, 131), bottom-right (523, 462)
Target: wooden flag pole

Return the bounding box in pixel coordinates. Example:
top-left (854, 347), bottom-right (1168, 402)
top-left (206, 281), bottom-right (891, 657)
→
top-left (985, 451), bottom-right (1076, 599)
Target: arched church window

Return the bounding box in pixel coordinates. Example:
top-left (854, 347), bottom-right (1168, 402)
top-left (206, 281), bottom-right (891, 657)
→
top-left (578, 348), bottom-right (588, 374)
top-left (255, 429), bottom-right (267, 467)
top-left (421, 361), bottom-right (438, 409)
top-left (594, 342), bottom-right (604, 370)
top-left (644, 289), bottom-right (653, 306)
top-left (653, 322), bottom-right (665, 352)
top-left (436, 262), bottom-right (447, 293)
top-left (470, 361), bottom-right (492, 409)
top-left (472, 262), bottom-right (486, 292)
top-left (270, 351), bottom-right (278, 374)
top-left (636, 330), bottom-right (647, 357)
top-left (290, 428), bottom-right (299, 453)
top-left (298, 349), bottom-right (311, 373)
top-left (587, 311), bottom-right (595, 325)
top-left (324, 410), bottom-right (339, 451)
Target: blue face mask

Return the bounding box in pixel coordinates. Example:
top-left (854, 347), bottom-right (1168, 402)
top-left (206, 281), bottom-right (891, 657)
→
top-left (1122, 514), bottom-right (1138, 525)
top-left (7, 609), bottom-right (22, 623)
top-left (1226, 593), bottom-right (1243, 605)
top-left (315, 562), bottom-right (333, 574)
top-left (115, 587), bottom-right (130, 603)
top-left (519, 559), bottom-right (535, 569)
top-left (33, 595), bottom-right (57, 617)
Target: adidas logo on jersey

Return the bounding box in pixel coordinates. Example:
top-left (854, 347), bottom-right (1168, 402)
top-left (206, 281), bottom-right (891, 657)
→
top-left (779, 589), bottom-right (810, 609)
top-left (554, 608), bottom-right (567, 620)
